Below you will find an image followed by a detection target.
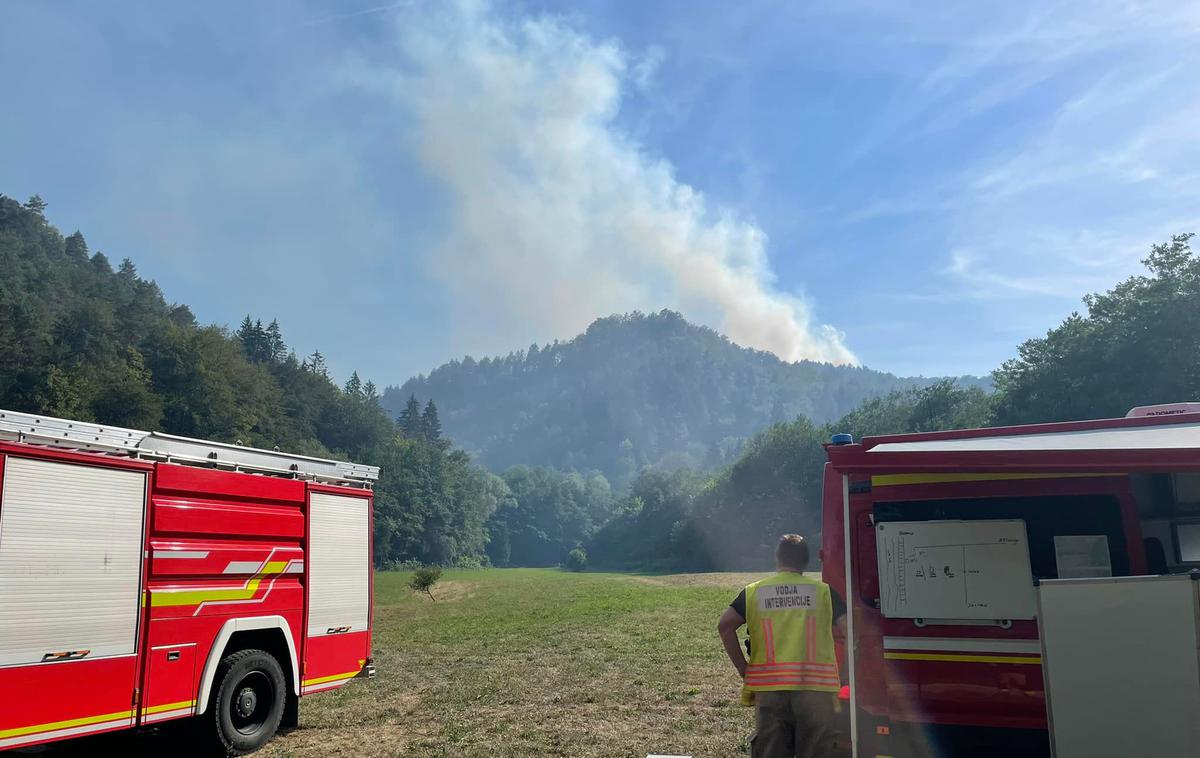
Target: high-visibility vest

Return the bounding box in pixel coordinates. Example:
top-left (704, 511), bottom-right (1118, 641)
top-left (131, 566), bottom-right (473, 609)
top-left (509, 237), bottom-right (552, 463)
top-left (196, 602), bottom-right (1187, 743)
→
top-left (741, 572), bottom-right (840, 701)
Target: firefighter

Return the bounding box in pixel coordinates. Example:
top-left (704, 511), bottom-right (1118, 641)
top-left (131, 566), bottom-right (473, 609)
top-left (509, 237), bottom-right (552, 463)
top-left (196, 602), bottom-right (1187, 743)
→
top-left (717, 534), bottom-right (844, 758)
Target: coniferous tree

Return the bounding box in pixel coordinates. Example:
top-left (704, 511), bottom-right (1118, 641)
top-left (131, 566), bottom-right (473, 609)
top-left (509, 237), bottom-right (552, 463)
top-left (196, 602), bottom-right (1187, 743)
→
top-left (421, 399), bottom-right (442, 441)
top-left (398, 394), bottom-right (422, 438)
top-left (117, 258), bottom-right (137, 281)
top-left (363, 380), bottom-right (380, 408)
top-left (265, 319), bottom-right (286, 363)
top-left (236, 317), bottom-right (271, 363)
top-left (253, 320), bottom-right (266, 361)
top-left (237, 316), bottom-right (255, 348)
top-left (24, 195), bottom-right (46, 216)
top-left (345, 371), bottom-right (363, 398)
top-left (304, 350), bottom-right (329, 378)
top-left (64, 231), bottom-right (88, 261)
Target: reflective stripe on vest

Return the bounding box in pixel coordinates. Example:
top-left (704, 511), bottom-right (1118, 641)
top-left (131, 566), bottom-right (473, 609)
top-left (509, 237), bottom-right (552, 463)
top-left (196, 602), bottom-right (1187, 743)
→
top-left (742, 573), bottom-right (840, 695)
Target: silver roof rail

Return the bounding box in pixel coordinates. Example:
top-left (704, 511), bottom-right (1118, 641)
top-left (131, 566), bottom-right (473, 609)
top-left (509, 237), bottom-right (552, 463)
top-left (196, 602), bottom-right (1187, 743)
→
top-left (0, 408), bottom-right (378, 486)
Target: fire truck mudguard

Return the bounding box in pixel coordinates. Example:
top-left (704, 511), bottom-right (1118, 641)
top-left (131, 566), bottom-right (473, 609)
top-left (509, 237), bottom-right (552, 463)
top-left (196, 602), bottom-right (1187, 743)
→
top-left (196, 616), bottom-right (301, 713)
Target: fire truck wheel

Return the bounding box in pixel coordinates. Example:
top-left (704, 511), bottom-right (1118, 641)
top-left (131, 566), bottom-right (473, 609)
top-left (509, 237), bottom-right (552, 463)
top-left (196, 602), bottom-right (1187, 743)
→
top-left (209, 648), bottom-right (287, 755)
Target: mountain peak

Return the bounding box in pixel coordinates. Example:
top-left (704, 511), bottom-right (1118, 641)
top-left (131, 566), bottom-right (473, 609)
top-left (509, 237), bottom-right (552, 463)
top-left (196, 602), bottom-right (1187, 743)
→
top-left (383, 312), bottom-right (966, 486)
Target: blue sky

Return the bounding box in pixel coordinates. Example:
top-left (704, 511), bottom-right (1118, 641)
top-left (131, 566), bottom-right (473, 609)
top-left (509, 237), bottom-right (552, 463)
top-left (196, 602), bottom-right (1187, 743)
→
top-left (2, 1), bottom-right (1197, 384)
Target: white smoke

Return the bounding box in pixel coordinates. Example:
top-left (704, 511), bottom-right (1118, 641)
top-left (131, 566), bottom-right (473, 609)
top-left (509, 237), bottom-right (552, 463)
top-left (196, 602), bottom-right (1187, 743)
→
top-left (367, 0), bottom-right (856, 365)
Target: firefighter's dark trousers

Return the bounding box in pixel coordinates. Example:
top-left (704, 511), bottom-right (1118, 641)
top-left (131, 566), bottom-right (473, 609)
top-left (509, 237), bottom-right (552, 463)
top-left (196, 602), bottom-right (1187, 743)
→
top-left (750, 690), bottom-right (838, 758)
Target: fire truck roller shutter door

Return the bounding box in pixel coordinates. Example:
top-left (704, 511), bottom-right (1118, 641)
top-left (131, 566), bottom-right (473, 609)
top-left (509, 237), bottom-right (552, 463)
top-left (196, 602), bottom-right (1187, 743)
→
top-left (307, 493), bottom-right (370, 637)
top-left (0, 456), bottom-right (146, 665)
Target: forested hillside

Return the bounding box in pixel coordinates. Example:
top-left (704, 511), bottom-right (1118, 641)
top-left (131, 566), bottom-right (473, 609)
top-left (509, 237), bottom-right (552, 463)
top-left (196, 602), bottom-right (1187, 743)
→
top-left (585, 234), bottom-right (1200, 571)
top-left (384, 311), bottom-right (986, 486)
top-left (4, 193), bottom-right (1195, 573)
top-left (0, 194), bottom-right (492, 569)
top-left (588, 380), bottom-right (992, 571)
top-left (991, 234), bottom-right (1200, 425)
top-left (0, 194), bottom-right (395, 457)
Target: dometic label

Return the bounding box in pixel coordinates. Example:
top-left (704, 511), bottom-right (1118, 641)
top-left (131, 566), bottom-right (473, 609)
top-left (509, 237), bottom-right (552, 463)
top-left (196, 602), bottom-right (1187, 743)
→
top-left (758, 584), bottom-right (817, 611)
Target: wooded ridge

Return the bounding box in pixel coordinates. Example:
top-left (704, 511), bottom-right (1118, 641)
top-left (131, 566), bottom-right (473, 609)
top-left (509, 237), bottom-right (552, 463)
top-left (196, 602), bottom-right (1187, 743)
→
top-left (2, 194), bottom-right (1195, 571)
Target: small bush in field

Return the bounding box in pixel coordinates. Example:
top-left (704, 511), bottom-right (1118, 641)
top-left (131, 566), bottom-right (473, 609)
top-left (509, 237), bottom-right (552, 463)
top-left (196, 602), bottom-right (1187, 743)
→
top-left (565, 548), bottom-right (588, 572)
top-left (409, 565), bottom-right (443, 601)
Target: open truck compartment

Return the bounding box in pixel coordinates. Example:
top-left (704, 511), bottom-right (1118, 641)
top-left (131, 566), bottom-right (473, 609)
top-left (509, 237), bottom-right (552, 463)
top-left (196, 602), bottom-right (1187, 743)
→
top-left (821, 405), bottom-right (1200, 758)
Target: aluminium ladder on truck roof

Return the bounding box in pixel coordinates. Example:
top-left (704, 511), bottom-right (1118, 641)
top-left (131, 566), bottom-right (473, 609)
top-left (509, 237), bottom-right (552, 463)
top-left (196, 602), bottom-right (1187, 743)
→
top-left (0, 408), bottom-right (379, 486)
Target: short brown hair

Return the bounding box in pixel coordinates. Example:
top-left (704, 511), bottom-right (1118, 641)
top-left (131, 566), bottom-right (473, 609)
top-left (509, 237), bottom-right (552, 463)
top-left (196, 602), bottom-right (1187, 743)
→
top-left (776, 534), bottom-right (809, 570)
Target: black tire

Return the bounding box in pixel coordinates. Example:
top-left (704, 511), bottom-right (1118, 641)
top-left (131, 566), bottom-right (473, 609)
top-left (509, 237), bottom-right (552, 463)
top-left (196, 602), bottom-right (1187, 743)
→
top-left (207, 649), bottom-right (286, 756)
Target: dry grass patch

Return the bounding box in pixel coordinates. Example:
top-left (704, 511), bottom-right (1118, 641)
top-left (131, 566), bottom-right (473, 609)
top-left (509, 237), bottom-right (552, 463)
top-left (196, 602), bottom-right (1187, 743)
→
top-left (625, 572), bottom-right (762, 588)
top-left (262, 569), bottom-right (756, 757)
top-left (421, 579), bottom-right (481, 603)
top-left (46, 569), bottom-right (759, 757)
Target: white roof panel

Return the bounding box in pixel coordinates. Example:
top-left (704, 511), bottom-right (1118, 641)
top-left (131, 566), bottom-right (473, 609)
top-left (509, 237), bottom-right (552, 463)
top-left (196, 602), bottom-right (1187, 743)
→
top-left (868, 422), bottom-right (1200, 454)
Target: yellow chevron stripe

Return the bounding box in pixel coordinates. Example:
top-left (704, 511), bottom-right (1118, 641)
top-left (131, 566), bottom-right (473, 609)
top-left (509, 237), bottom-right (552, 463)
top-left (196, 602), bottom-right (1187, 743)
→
top-left (0, 709), bottom-right (132, 740)
top-left (884, 652), bottom-right (1041, 665)
top-left (142, 699), bottom-right (196, 715)
top-left (303, 669), bottom-right (360, 686)
top-left (150, 561), bottom-right (291, 608)
top-left (871, 472), bottom-right (1122, 487)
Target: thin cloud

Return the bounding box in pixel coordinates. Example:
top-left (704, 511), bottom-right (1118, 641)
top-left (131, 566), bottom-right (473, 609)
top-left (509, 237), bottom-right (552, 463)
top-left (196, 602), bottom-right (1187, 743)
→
top-left (945, 250), bottom-right (1095, 299)
top-left (836, 1), bottom-right (1200, 316)
top-left (849, 1), bottom-right (1199, 160)
top-left (941, 214), bottom-right (1200, 304)
top-left (290, 2), bottom-right (409, 30)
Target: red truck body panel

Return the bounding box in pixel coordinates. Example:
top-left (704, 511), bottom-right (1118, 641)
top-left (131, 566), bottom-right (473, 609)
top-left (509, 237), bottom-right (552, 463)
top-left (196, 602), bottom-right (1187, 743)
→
top-left (0, 439), bottom-right (374, 751)
top-left (821, 411), bottom-right (1200, 755)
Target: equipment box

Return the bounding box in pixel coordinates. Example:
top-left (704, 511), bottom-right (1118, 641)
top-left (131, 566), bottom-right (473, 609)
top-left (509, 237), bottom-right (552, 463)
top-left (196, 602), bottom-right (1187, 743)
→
top-left (1037, 574), bottom-right (1200, 758)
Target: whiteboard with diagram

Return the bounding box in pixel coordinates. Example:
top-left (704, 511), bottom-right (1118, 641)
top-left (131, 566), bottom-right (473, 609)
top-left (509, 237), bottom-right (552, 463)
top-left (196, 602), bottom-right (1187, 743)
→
top-left (876, 519), bottom-right (1036, 621)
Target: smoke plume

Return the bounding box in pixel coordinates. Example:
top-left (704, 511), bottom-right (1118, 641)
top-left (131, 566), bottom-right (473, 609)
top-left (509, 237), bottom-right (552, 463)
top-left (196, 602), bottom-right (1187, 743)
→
top-left (370, 1), bottom-right (856, 364)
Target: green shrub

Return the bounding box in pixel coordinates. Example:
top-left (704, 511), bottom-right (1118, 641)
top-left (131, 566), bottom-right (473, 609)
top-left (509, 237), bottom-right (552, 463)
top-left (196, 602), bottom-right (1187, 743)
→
top-left (451, 555), bottom-right (490, 570)
top-left (409, 565), bottom-right (443, 601)
top-left (565, 548), bottom-right (588, 572)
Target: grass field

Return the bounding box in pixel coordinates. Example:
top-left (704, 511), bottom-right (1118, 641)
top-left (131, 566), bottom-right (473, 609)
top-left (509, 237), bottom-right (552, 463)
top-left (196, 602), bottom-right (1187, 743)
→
top-left (263, 568), bottom-right (759, 758)
top-left (44, 569), bottom-right (761, 757)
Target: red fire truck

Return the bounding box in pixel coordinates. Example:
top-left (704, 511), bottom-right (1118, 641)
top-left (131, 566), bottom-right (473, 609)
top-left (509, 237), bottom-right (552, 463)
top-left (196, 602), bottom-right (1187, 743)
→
top-left (0, 409), bottom-right (377, 754)
top-left (821, 402), bottom-right (1200, 757)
